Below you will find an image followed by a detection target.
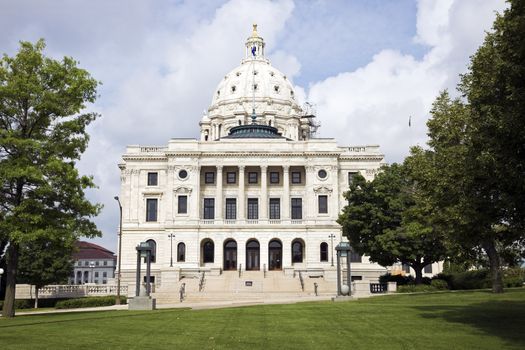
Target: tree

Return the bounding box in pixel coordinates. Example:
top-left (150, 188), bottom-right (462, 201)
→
top-left (17, 237), bottom-right (75, 308)
top-left (0, 40), bottom-right (101, 317)
top-left (337, 163), bottom-right (448, 284)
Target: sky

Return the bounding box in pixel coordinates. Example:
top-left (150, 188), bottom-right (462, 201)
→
top-left (0, 0), bottom-right (507, 251)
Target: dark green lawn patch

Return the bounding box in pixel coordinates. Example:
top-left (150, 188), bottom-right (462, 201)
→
top-left (1, 289), bottom-right (524, 350)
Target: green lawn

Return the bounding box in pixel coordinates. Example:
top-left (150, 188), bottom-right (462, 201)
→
top-left (1, 289), bottom-right (525, 350)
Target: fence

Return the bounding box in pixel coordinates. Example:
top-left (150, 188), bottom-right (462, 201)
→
top-left (15, 284), bottom-right (129, 299)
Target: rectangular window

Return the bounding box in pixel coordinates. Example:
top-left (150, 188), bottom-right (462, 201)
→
top-left (248, 172), bottom-right (258, 184)
top-left (269, 198), bottom-right (280, 219)
top-left (205, 172), bottom-right (215, 184)
top-left (147, 172), bottom-right (158, 186)
top-left (102, 280), bottom-right (107, 284)
top-left (270, 172), bottom-right (280, 184)
top-left (402, 264), bottom-right (410, 273)
top-left (291, 198), bottom-right (302, 219)
top-left (95, 261), bottom-right (99, 266)
top-left (225, 198), bottom-right (236, 220)
top-left (146, 198), bottom-right (158, 222)
top-left (84, 261), bottom-right (89, 266)
top-left (247, 198), bottom-right (259, 219)
top-left (178, 195), bottom-right (188, 214)
top-left (424, 264), bottom-right (433, 273)
top-left (103, 260), bottom-right (107, 266)
top-left (103, 272), bottom-right (107, 278)
top-left (227, 172), bottom-right (236, 184)
top-left (350, 250), bottom-right (362, 263)
top-left (348, 172), bottom-right (358, 186)
top-left (95, 272), bottom-right (99, 278)
top-left (318, 195), bottom-right (328, 214)
top-left (291, 171), bottom-right (301, 184)
top-left (203, 198), bottom-right (215, 219)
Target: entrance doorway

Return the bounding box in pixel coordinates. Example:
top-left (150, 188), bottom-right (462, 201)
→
top-left (223, 239), bottom-right (237, 270)
top-left (246, 239), bottom-right (260, 270)
top-left (268, 239), bottom-right (282, 270)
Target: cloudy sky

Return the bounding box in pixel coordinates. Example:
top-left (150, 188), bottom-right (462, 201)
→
top-left (0, 0), bottom-right (506, 251)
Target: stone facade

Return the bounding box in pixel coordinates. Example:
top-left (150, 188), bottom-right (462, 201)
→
top-left (118, 26), bottom-right (388, 292)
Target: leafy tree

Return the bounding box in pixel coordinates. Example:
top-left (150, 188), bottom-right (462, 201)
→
top-left (0, 40), bottom-right (101, 317)
top-left (337, 163), bottom-right (448, 284)
top-left (17, 237), bottom-right (75, 308)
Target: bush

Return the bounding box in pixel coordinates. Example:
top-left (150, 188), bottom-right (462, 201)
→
top-left (0, 298), bottom-right (70, 310)
top-left (430, 279), bottom-right (449, 290)
top-left (380, 273), bottom-right (414, 286)
top-left (503, 267), bottom-right (525, 288)
top-left (55, 296), bottom-right (127, 309)
top-left (397, 284), bottom-right (439, 293)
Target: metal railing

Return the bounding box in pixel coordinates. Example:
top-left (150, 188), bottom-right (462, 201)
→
top-left (370, 283), bottom-right (388, 294)
top-left (314, 282), bottom-right (318, 296)
top-left (299, 271), bottom-right (305, 292)
top-left (263, 264), bottom-right (267, 278)
top-left (238, 264), bottom-right (242, 278)
top-left (179, 283), bottom-right (186, 302)
top-left (198, 272), bottom-right (205, 292)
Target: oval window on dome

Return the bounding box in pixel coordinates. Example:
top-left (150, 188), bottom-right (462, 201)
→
top-left (253, 70), bottom-right (258, 75)
top-left (231, 86), bottom-right (236, 93)
top-left (270, 71), bottom-right (274, 76)
top-left (274, 85), bottom-right (280, 93)
top-left (179, 170), bottom-right (188, 179)
top-left (318, 169), bottom-right (327, 179)
top-left (236, 72), bottom-right (241, 76)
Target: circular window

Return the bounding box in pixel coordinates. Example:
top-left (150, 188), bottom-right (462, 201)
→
top-left (179, 169), bottom-right (188, 179)
top-left (318, 169), bottom-right (327, 179)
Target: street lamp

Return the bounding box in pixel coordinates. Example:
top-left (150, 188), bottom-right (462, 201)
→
top-left (335, 242), bottom-right (352, 297)
top-left (168, 233), bottom-right (175, 267)
top-left (0, 268), bottom-right (4, 296)
top-left (89, 261), bottom-right (95, 283)
top-left (328, 234), bottom-right (336, 267)
top-left (114, 196), bottom-right (123, 305)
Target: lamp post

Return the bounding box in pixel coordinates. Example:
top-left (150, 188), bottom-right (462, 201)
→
top-left (328, 234), bottom-right (336, 267)
top-left (168, 233), bottom-right (175, 267)
top-left (335, 242), bottom-right (352, 297)
top-left (89, 261), bottom-right (95, 283)
top-left (114, 196), bottom-right (123, 305)
top-left (0, 268), bottom-right (4, 296)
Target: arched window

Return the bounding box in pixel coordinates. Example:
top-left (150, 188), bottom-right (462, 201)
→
top-left (292, 239), bottom-right (304, 263)
top-left (145, 239), bottom-right (157, 263)
top-left (320, 242), bottom-right (328, 262)
top-left (202, 239), bottom-right (214, 263)
top-left (177, 242), bottom-right (186, 262)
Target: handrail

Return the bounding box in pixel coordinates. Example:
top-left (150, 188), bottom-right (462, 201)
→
top-left (179, 283), bottom-right (186, 302)
top-left (198, 272), bottom-right (205, 292)
top-left (299, 271), bottom-right (305, 292)
top-left (263, 264), bottom-right (267, 278)
top-left (238, 264), bottom-right (242, 278)
top-left (314, 282), bottom-right (318, 296)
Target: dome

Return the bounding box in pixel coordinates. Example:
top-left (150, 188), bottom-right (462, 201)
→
top-left (200, 25), bottom-right (315, 142)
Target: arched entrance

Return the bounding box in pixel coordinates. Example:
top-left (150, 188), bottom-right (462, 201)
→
top-left (246, 239), bottom-right (260, 270)
top-left (223, 239), bottom-right (237, 270)
top-left (268, 239), bottom-right (282, 270)
top-left (201, 239), bottom-right (215, 265)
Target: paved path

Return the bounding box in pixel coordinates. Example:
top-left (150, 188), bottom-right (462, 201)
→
top-left (2, 295), bottom-right (337, 317)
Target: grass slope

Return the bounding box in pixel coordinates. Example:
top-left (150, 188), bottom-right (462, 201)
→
top-left (1, 289), bottom-right (524, 350)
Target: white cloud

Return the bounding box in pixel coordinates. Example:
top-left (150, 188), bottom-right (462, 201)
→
top-left (307, 0), bottom-right (506, 163)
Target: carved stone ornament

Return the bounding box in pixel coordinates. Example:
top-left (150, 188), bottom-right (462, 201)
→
top-left (174, 186), bottom-right (193, 194)
top-left (313, 186), bottom-right (333, 194)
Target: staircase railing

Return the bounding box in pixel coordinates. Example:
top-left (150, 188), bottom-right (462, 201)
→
top-left (263, 264), bottom-right (267, 278)
top-left (238, 264), bottom-right (242, 278)
top-left (299, 271), bottom-right (305, 292)
top-left (198, 271), bottom-right (205, 292)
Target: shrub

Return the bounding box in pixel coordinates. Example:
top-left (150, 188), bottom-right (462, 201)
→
top-left (503, 267), bottom-right (525, 288)
top-left (397, 284), bottom-right (439, 293)
top-left (380, 273), bottom-right (414, 286)
top-left (430, 279), bottom-right (449, 290)
top-left (55, 296), bottom-right (127, 309)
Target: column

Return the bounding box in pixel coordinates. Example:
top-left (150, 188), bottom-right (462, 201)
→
top-left (282, 165), bottom-right (290, 220)
top-left (192, 166), bottom-right (201, 220)
top-left (238, 166), bottom-right (245, 221)
top-left (260, 165), bottom-right (268, 220)
top-left (216, 165), bottom-right (223, 221)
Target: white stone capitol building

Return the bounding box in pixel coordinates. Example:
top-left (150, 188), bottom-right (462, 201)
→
top-left (118, 26), bottom-right (387, 297)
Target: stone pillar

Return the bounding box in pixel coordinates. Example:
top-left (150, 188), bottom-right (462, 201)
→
top-left (193, 166), bottom-right (201, 220)
top-left (216, 165), bottom-right (223, 221)
top-left (282, 165), bottom-right (290, 220)
top-left (238, 166), bottom-right (245, 221)
top-left (260, 165), bottom-right (268, 220)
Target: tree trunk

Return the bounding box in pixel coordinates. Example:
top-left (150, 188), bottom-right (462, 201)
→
top-left (414, 265), bottom-right (423, 285)
top-left (483, 238), bottom-right (504, 293)
top-left (34, 288), bottom-right (39, 309)
top-left (2, 243), bottom-right (19, 318)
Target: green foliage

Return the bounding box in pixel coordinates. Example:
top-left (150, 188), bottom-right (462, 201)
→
top-left (430, 279), bottom-right (449, 290)
top-left (338, 162), bottom-right (448, 284)
top-left (397, 284), bottom-right (440, 293)
top-left (0, 39), bottom-right (101, 317)
top-left (55, 296), bottom-right (127, 309)
top-left (379, 273), bottom-right (414, 286)
top-left (503, 268), bottom-right (525, 288)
